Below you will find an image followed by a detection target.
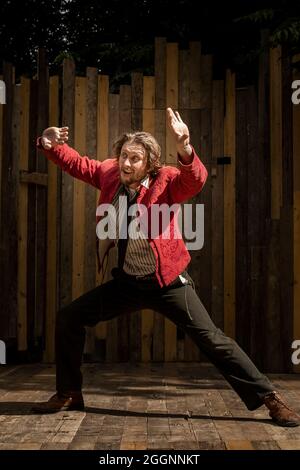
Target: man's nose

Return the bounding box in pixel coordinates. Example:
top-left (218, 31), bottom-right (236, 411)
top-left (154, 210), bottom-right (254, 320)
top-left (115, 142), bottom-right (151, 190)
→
top-left (123, 157), bottom-right (132, 168)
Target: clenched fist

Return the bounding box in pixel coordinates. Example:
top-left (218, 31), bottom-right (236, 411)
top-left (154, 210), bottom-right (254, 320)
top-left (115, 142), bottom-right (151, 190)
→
top-left (41, 126), bottom-right (69, 149)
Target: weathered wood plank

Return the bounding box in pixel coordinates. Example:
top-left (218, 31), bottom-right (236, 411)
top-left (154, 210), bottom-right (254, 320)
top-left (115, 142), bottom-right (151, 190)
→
top-left (72, 77), bottom-right (86, 301)
top-left (60, 58), bottom-right (75, 308)
top-left (166, 42), bottom-right (178, 165)
top-left (106, 93), bottom-right (120, 362)
top-left (200, 55), bottom-right (213, 109)
top-left (27, 78), bottom-right (38, 354)
top-left (131, 73), bottom-right (143, 131)
top-left (211, 80), bottom-right (224, 330)
top-left (119, 85), bottom-right (132, 135)
top-left (165, 42), bottom-right (178, 361)
top-left (155, 37), bottom-right (166, 162)
top-left (141, 76), bottom-right (155, 362)
top-left (35, 49), bottom-right (49, 345)
top-left (95, 75), bottom-right (109, 351)
top-left (280, 47), bottom-right (294, 372)
top-left (44, 76), bottom-right (59, 362)
top-left (18, 77), bottom-right (30, 352)
top-left (293, 55), bottom-right (300, 373)
top-left (270, 46), bottom-right (282, 220)
top-left (223, 70), bottom-right (236, 338)
top-left (84, 68), bottom-right (98, 358)
top-left (189, 42), bottom-right (201, 109)
top-left (0, 63), bottom-right (18, 343)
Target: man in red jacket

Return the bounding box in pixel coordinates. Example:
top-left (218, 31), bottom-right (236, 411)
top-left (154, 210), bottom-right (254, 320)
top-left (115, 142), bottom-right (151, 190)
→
top-left (33, 108), bottom-right (299, 427)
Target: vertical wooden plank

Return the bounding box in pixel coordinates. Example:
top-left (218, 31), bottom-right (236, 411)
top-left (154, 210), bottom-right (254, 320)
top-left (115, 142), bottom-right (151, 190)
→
top-left (155, 37), bottom-right (166, 163)
top-left (165, 42), bottom-right (178, 361)
top-left (97, 75), bottom-right (109, 162)
top-left (236, 88), bottom-right (250, 352)
top-left (130, 75), bottom-right (143, 363)
top-left (270, 46), bottom-right (282, 219)
top-left (280, 47), bottom-right (294, 372)
top-left (223, 70), bottom-right (236, 339)
top-left (119, 85), bottom-right (132, 135)
top-left (211, 80), bottom-right (224, 330)
top-left (36, 49), bottom-right (49, 346)
top-left (84, 68), bottom-right (98, 358)
top-left (142, 76), bottom-right (155, 362)
top-left (44, 76), bottom-right (59, 362)
top-left (131, 73), bottom-right (143, 131)
top-left (0, 63), bottom-right (18, 343)
top-left (256, 35), bottom-right (273, 370)
top-left (236, 87), bottom-right (266, 363)
top-left (179, 49), bottom-right (190, 111)
top-left (152, 38), bottom-right (166, 361)
top-left (95, 75), bottom-right (109, 356)
top-left (143, 77), bottom-right (155, 135)
top-left (18, 77), bottom-right (30, 351)
top-left (118, 83), bottom-right (132, 363)
top-left (166, 42), bottom-right (178, 166)
top-left (106, 93), bottom-right (120, 362)
top-left (293, 55), bottom-right (300, 373)
top-left (178, 49), bottom-right (191, 360)
top-left (11, 84), bottom-right (21, 341)
top-left (187, 45), bottom-right (213, 361)
top-left (27, 78), bottom-right (38, 355)
top-left (72, 77), bottom-right (86, 301)
top-left (189, 42), bottom-right (201, 109)
top-left (60, 58), bottom-right (75, 308)
top-left (200, 55), bottom-right (213, 109)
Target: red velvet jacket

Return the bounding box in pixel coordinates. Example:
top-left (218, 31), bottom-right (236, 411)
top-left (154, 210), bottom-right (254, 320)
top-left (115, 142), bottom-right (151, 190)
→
top-left (40, 143), bottom-right (208, 287)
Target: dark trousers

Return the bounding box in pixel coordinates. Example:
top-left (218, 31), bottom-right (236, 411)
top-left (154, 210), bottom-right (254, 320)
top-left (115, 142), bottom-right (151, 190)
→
top-left (56, 271), bottom-right (274, 410)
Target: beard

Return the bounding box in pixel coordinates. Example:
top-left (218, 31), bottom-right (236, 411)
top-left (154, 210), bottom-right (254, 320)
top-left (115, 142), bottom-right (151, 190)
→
top-left (119, 169), bottom-right (147, 188)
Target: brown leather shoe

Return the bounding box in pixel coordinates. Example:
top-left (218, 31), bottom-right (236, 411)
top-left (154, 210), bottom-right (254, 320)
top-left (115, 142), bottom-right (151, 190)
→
top-left (263, 391), bottom-right (300, 427)
top-left (32, 392), bottom-right (85, 414)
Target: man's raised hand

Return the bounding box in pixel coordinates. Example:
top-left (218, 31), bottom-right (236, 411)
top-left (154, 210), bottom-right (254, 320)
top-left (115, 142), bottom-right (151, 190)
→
top-left (166, 108), bottom-right (192, 158)
top-left (41, 126), bottom-right (69, 150)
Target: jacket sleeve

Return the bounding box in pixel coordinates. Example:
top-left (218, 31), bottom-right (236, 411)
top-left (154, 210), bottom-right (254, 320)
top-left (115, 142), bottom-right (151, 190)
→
top-left (168, 147), bottom-right (208, 204)
top-left (37, 140), bottom-right (104, 189)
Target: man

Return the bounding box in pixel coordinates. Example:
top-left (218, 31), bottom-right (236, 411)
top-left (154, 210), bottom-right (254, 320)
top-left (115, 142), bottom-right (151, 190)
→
top-left (33, 108), bottom-right (299, 427)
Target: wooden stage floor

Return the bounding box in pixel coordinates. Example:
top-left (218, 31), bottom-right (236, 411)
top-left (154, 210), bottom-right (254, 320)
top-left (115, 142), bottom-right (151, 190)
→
top-left (0, 362), bottom-right (299, 450)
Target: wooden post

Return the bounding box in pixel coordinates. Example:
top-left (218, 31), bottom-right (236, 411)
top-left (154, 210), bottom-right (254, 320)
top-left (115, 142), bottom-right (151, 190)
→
top-left (142, 76), bottom-right (155, 362)
top-left (106, 92), bottom-right (120, 362)
top-left (280, 47), bottom-right (294, 372)
top-left (60, 58), bottom-right (75, 308)
top-left (293, 55), bottom-right (300, 373)
top-left (84, 68), bottom-right (98, 358)
top-left (36, 49), bottom-right (49, 345)
top-left (153, 38), bottom-right (166, 361)
top-left (18, 77), bottom-right (30, 351)
top-left (270, 46), bottom-right (283, 220)
top-left (131, 73), bottom-right (143, 132)
top-left (166, 42), bottom-right (178, 165)
top-left (223, 70), bottom-right (236, 339)
top-left (94, 75), bottom-right (109, 357)
top-left (165, 42), bottom-right (178, 361)
top-left (72, 77), bottom-right (86, 301)
top-left (0, 63), bottom-right (18, 343)
top-left (44, 76), bottom-right (59, 362)
top-left (211, 80), bottom-right (224, 330)
top-left (118, 83), bottom-right (132, 363)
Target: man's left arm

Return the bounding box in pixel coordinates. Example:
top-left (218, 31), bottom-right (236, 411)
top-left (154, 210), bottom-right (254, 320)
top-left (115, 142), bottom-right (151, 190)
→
top-left (166, 108), bottom-right (208, 203)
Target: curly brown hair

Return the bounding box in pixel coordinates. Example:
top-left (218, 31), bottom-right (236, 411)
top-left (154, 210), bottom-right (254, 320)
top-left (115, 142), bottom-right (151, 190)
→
top-left (113, 131), bottom-right (162, 177)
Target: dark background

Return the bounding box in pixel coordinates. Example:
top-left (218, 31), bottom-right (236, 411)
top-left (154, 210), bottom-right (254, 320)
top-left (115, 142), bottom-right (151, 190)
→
top-left (1, 0), bottom-right (300, 87)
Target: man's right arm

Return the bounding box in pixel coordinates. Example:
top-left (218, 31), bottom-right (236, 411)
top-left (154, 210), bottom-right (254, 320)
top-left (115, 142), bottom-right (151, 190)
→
top-left (38, 126), bottom-right (104, 189)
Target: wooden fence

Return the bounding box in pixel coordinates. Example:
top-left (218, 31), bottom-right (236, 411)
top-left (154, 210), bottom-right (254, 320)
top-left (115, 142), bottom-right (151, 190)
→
top-left (0, 38), bottom-right (299, 372)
